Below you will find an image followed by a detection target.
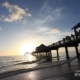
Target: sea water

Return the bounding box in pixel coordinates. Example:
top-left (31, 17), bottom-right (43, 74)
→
top-left (0, 54), bottom-right (37, 73)
top-left (0, 51), bottom-right (77, 78)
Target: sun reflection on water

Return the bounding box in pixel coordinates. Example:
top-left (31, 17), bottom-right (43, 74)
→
top-left (28, 72), bottom-right (37, 79)
top-left (24, 71), bottom-right (39, 80)
top-left (25, 54), bottom-right (36, 62)
top-left (24, 54), bottom-right (38, 68)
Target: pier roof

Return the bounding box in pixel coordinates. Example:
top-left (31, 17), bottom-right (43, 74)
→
top-left (35, 44), bottom-right (49, 52)
top-left (72, 23), bottom-right (80, 29)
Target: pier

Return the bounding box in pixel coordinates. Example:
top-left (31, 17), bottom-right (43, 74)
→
top-left (32, 23), bottom-right (80, 61)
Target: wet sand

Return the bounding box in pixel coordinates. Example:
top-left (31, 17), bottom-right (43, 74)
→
top-left (0, 57), bottom-right (80, 80)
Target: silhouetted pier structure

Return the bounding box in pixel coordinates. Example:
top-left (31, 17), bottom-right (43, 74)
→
top-left (32, 23), bottom-right (80, 61)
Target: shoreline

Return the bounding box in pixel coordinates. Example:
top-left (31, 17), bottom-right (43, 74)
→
top-left (0, 56), bottom-right (79, 79)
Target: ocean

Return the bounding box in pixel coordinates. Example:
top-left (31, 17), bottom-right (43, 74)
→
top-left (0, 51), bottom-right (78, 79)
top-left (0, 51), bottom-right (76, 73)
top-left (0, 54), bottom-right (37, 74)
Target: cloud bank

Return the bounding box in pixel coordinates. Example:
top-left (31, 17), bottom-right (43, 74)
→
top-left (1, 2), bottom-right (31, 22)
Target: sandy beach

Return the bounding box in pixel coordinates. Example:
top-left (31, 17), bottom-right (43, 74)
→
top-left (0, 57), bottom-right (80, 80)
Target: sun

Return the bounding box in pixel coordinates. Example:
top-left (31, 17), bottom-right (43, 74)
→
top-left (20, 43), bottom-right (36, 55)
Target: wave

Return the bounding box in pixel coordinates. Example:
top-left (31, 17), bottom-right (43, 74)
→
top-left (0, 59), bottom-right (40, 69)
top-left (0, 56), bottom-right (77, 79)
top-left (17, 60), bottom-right (42, 65)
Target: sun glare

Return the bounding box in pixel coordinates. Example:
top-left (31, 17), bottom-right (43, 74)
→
top-left (20, 43), bottom-right (36, 55)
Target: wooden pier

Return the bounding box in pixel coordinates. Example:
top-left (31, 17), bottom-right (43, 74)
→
top-left (32, 23), bottom-right (80, 61)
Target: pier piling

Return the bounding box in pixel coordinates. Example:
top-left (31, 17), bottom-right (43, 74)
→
top-left (65, 47), bottom-right (69, 59)
top-left (56, 49), bottom-right (59, 61)
top-left (75, 46), bottom-right (79, 59)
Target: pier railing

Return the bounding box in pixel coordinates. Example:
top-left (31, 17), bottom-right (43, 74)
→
top-left (48, 32), bottom-right (80, 49)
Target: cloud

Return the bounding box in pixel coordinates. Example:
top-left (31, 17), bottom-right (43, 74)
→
top-left (38, 1), bottom-right (64, 23)
top-left (42, 8), bottom-right (63, 23)
top-left (33, 25), bottom-right (61, 36)
top-left (40, 1), bottom-right (49, 13)
top-left (22, 19), bottom-right (28, 25)
top-left (42, 28), bottom-right (61, 35)
top-left (36, 26), bottom-right (49, 32)
top-left (51, 28), bottom-right (60, 34)
top-left (1, 2), bottom-right (31, 22)
top-left (35, 7), bottom-right (63, 26)
top-left (26, 13), bottom-right (31, 17)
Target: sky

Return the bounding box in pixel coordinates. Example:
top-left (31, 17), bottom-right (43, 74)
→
top-left (0, 0), bottom-right (80, 56)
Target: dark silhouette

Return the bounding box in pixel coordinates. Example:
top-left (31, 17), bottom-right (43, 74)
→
top-left (32, 23), bottom-right (80, 61)
top-left (71, 34), bottom-right (74, 40)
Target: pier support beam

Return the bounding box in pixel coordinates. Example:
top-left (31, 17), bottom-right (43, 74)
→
top-left (75, 46), bottom-right (79, 59)
top-left (56, 49), bottom-right (59, 61)
top-left (49, 50), bottom-right (52, 58)
top-left (46, 52), bottom-right (48, 60)
top-left (65, 47), bottom-right (69, 59)
top-left (46, 51), bottom-right (52, 61)
top-left (49, 50), bottom-right (52, 61)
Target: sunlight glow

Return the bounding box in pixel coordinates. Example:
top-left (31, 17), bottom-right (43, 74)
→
top-left (26, 54), bottom-right (35, 62)
top-left (20, 43), bottom-right (36, 55)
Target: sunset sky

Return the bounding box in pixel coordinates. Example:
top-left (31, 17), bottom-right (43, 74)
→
top-left (0, 0), bottom-right (80, 56)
